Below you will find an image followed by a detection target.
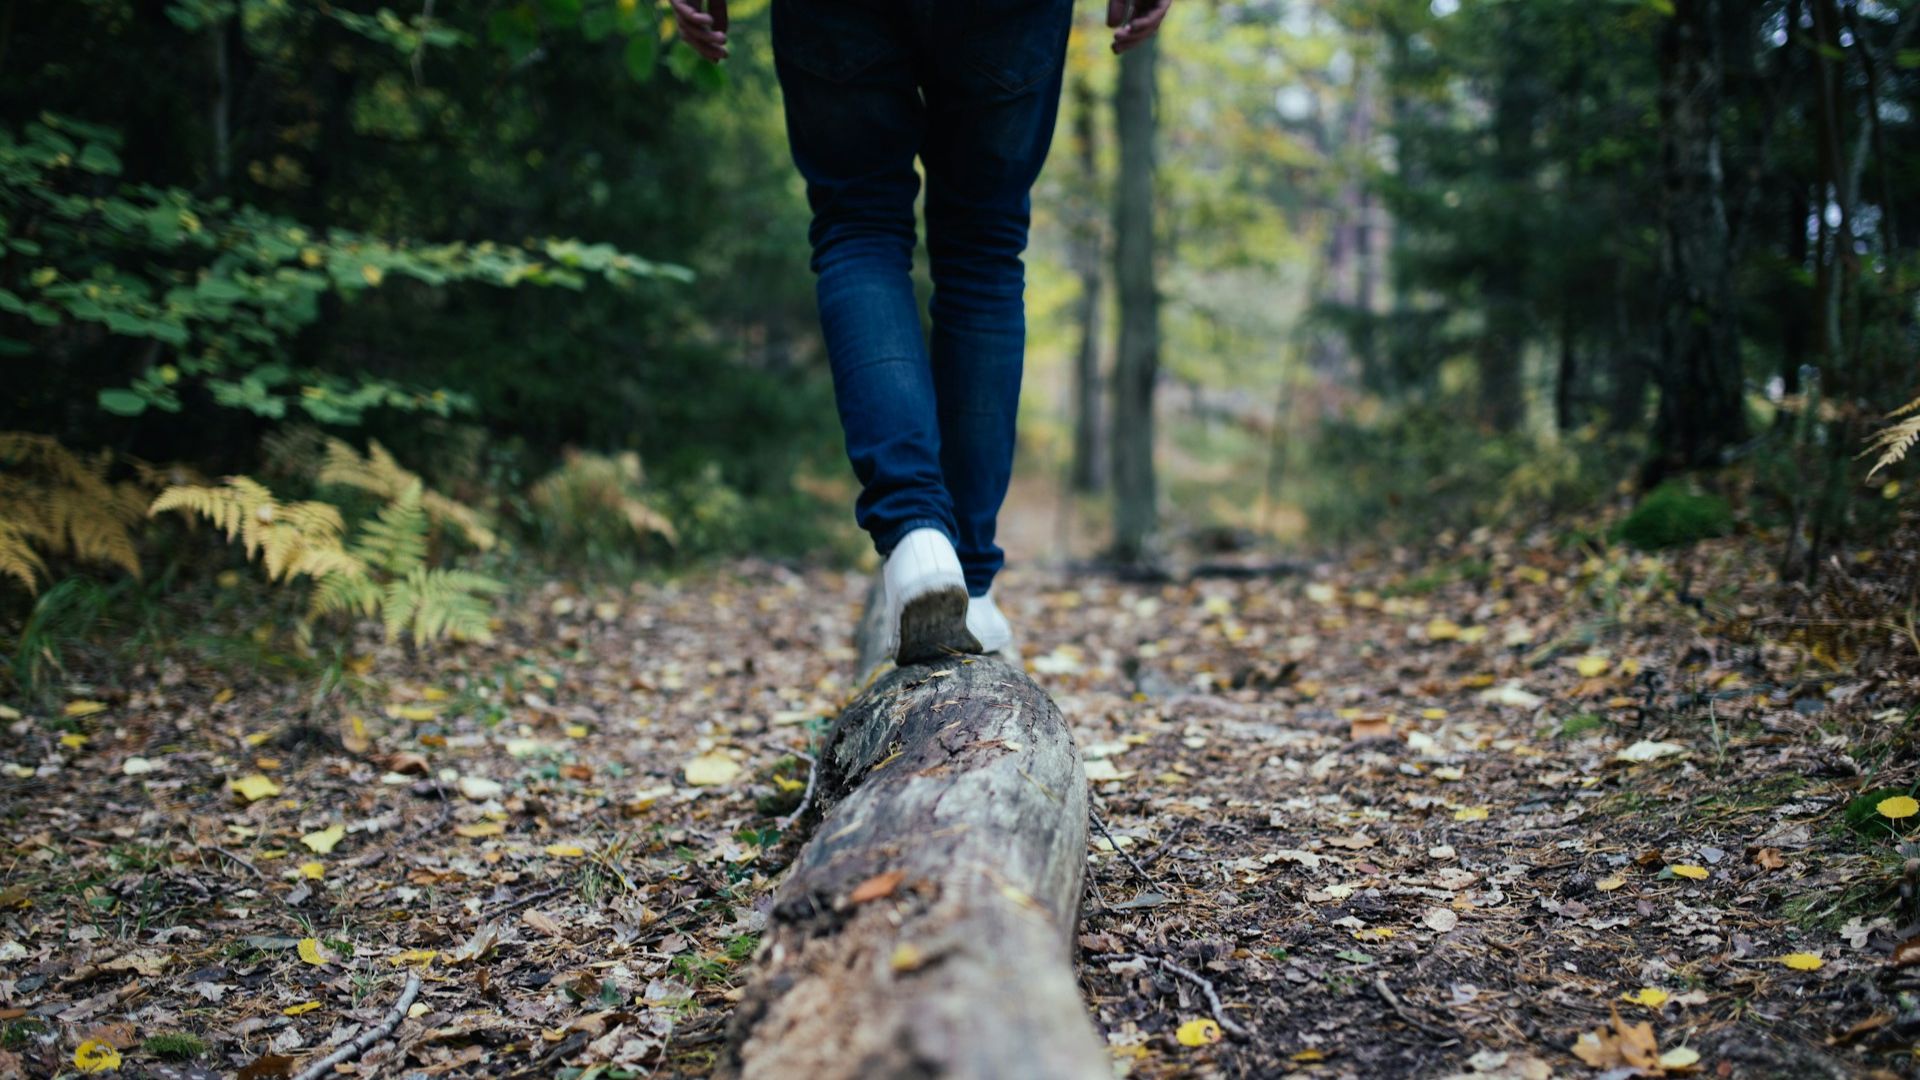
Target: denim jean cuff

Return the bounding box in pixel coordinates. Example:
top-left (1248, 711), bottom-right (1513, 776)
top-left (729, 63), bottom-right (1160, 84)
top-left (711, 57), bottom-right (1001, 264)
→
top-left (874, 518), bottom-right (954, 557)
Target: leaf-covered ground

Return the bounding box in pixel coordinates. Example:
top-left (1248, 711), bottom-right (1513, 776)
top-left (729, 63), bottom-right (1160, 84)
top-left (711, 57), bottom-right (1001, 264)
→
top-left (4, 527), bottom-right (1919, 1078)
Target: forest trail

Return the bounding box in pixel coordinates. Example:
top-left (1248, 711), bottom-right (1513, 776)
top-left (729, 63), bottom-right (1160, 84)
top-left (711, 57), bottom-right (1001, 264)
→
top-left (4, 534), bottom-right (1916, 1079)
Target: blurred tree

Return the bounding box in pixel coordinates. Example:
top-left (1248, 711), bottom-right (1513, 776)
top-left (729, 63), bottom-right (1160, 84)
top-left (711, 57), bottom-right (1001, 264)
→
top-left (1111, 37), bottom-right (1161, 564)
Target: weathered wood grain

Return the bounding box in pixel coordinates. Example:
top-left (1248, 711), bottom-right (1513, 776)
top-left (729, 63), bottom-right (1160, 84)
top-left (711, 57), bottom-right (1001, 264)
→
top-left (723, 590), bottom-right (1104, 1079)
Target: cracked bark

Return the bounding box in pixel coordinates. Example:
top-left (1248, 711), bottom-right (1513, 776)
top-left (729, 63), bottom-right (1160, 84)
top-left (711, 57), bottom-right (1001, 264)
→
top-left (723, 585), bottom-right (1104, 1080)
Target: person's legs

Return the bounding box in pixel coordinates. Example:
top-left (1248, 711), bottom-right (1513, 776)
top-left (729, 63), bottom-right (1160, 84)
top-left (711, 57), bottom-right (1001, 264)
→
top-left (919, 0), bottom-right (1074, 597)
top-left (772, 0), bottom-right (954, 558)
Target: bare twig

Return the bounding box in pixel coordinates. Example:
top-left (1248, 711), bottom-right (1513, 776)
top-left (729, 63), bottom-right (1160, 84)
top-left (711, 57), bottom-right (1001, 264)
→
top-left (1105, 952), bottom-right (1250, 1040)
top-left (291, 969), bottom-right (421, 1080)
top-left (778, 750), bottom-right (818, 831)
top-left (485, 882), bottom-right (569, 920)
top-left (1372, 974), bottom-right (1452, 1041)
top-left (209, 847), bottom-right (263, 880)
top-left (1090, 809), bottom-right (1157, 887)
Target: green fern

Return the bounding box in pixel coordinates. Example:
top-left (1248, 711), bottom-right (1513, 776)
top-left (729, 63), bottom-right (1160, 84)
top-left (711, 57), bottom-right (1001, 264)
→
top-left (350, 485), bottom-right (431, 575)
top-left (380, 568), bottom-right (505, 645)
top-left (319, 438), bottom-right (496, 551)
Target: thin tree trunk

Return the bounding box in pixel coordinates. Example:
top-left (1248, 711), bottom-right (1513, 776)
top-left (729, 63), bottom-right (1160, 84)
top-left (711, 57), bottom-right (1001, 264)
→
top-left (1477, 8), bottom-right (1538, 433)
top-left (1110, 39), bottom-right (1160, 565)
top-left (1652, 0), bottom-right (1746, 471)
top-left (1068, 76), bottom-right (1105, 494)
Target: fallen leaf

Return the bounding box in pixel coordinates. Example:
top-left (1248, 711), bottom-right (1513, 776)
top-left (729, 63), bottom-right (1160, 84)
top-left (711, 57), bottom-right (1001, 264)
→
top-left (684, 750), bottom-right (742, 787)
top-left (1876, 795), bottom-right (1918, 820)
top-left (297, 937), bottom-right (332, 966)
top-left (1668, 864), bottom-right (1709, 881)
top-left (300, 824), bottom-right (345, 854)
top-left (850, 869), bottom-right (906, 904)
top-left (1781, 952), bottom-right (1823, 971)
top-left (73, 1039), bottom-right (121, 1072)
top-left (1426, 618), bottom-right (1462, 642)
top-left (1616, 740), bottom-right (1688, 764)
top-left (64, 700), bottom-right (109, 718)
top-left (457, 775), bottom-right (504, 801)
top-left (1659, 1046), bottom-right (1701, 1069)
top-left (544, 843), bottom-right (587, 858)
top-left (1175, 1018), bottom-right (1223, 1047)
top-left (523, 910), bottom-right (564, 937)
top-left (1621, 987), bottom-right (1669, 1008)
top-left (1453, 806), bottom-right (1490, 822)
top-left (1596, 875), bottom-right (1626, 891)
top-left (1423, 908), bottom-right (1458, 932)
top-left (296, 861), bottom-right (325, 880)
top-left (454, 821), bottom-right (506, 839)
top-left (60, 733), bottom-right (88, 749)
top-left (1478, 682), bottom-right (1543, 709)
top-left (1574, 655), bottom-right (1610, 677)
top-left (229, 774), bottom-right (282, 803)
top-left (390, 949), bottom-right (437, 967)
top-left (282, 1002), bottom-right (322, 1016)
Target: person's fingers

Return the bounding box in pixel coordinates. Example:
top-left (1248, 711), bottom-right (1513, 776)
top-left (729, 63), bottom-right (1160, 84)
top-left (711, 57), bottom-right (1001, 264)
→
top-left (669, 0), bottom-right (712, 26)
top-left (1107, 0), bottom-right (1130, 29)
top-left (1111, 0), bottom-right (1169, 52)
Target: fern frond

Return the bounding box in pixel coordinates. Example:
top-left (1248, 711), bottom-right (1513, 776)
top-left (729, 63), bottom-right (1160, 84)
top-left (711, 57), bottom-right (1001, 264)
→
top-left (1, 434), bottom-right (149, 579)
top-left (1863, 396), bottom-right (1920, 478)
top-left (152, 477), bottom-right (356, 582)
top-left (351, 484), bottom-right (430, 575)
top-left (0, 523), bottom-right (48, 593)
top-left (380, 567), bottom-right (504, 645)
top-left (309, 568), bottom-right (381, 622)
top-left (320, 438), bottom-right (496, 550)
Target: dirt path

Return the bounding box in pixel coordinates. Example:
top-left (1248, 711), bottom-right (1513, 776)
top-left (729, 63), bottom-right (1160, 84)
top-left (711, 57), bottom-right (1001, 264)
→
top-left (3, 534), bottom-right (1917, 1078)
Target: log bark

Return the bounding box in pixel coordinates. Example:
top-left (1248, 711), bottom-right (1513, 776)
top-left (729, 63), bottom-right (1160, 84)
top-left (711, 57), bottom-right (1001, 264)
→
top-left (725, 590), bottom-right (1104, 1080)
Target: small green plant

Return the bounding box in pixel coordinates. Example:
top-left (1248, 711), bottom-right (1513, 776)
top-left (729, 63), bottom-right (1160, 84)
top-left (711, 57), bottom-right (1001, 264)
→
top-left (1614, 483), bottom-right (1733, 550)
top-left (143, 1032), bottom-right (208, 1059)
top-left (1556, 713), bottom-right (1608, 739)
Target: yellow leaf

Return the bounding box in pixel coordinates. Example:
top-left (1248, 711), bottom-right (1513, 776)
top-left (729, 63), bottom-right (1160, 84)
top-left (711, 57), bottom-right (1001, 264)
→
top-left (774, 774), bottom-right (805, 792)
top-left (544, 843), bottom-right (586, 858)
top-left (73, 1039), bottom-right (121, 1072)
top-left (229, 774), bottom-right (282, 803)
top-left (422, 687), bottom-right (449, 701)
top-left (64, 700), bottom-right (108, 717)
top-left (391, 949), bottom-right (438, 967)
top-left (60, 733), bottom-right (88, 749)
top-left (1781, 952), bottom-right (1823, 971)
top-left (361, 264), bottom-right (384, 286)
top-left (386, 705), bottom-right (437, 721)
top-left (283, 1001), bottom-right (323, 1016)
top-left (1621, 987), bottom-right (1669, 1008)
top-left (1453, 806), bottom-right (1490, 822)
top-left (454, 821), bottom-right (506, 839)
top-left (1175, 1018), bottom-right (1223, 1047)
top-left (1352, 927), bottom-right (1394, 941)
top-left (1425, 618), bottom-right (1461, 642)
top-left (565, 724), bottom-right (590, 739)
top-left (1596, 876), bottom-right (1626, 892)
top-left (1421, 708), bottom-right (1448, 720)
top-left (684, 750), bottom-right (742, 787)
top-left (297, 861), bottom-right (325, 880)
top-left (301, 824), bottom-right (345, 854)
top-left (1876, 795), bottom-right (1918, 820)
top-left (1575, 656), bottom-right (1610, 678)
top-left (1659, 1047), bottom-right (1701, 1069)
top-left (297, 937), bottom-right (331, 966)
top-left (1668, 864), bottom-right (1709, 881)
top-left (213, 688), bottom-right (235, 705)
top-left (1291, 1048), bottom-right (1325, 1062)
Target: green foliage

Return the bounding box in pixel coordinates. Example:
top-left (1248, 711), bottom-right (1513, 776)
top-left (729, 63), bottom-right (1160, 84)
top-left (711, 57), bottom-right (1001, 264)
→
top-left (142, 1033), bottom-right (209, 1060)
top-left (1, 115), bottom-right (685, 425)
top-left (526, 450), bottom-right (678, 559)
top-left (1842, 786), bottom-right (1917, 838)
top-left (1614, 484), bottom-right (1733, 551)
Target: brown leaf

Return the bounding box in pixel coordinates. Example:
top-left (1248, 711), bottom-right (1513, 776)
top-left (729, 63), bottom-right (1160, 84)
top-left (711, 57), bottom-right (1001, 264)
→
top-left (523, 909), bottom-right (565, 938)
top-left (849, 870), bottom-right (906, 904)
top-left (1750, 847), bottom-right (1786, 870)
top-left (237, 1053), bottom-right (297, 1079)
top-left (1891, 938), bottom-right (1920, 969)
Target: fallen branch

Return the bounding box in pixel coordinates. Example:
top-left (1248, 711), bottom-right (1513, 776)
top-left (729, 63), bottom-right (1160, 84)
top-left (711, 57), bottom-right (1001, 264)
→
top-left (291, 969), bottom-right (421, 1080)
top-left (1372, 973), bottom-right (1453, 1041)
top-left (1108, 953), bottom-right (1251, 1041)
top-left (776, 750), bottom-right (817, 830)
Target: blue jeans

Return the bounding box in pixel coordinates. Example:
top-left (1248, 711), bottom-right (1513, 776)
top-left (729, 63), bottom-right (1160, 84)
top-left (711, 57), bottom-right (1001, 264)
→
top-left (773, 0), bottom-right (1072, 597)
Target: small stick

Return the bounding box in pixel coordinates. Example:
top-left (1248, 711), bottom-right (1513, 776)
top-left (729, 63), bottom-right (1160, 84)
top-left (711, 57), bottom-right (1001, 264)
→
top-left (210, 847), bottom-right (264, 880)
top-left (486, 883), bottom-right (569, 920)
top-left (1372, 974), bottom-right (1451, 1040)
top-left (290, 969), bottom-right (421, 1080)
top-left (1153, 956), bottom-right (1252, 1040)
top-left (778, 751), bottom-right (818, 830)
top-left (1090, 810), bottom-right (1157, 887)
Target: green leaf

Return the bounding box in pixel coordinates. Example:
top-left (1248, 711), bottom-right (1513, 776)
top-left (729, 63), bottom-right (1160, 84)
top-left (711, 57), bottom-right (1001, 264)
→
top-left (625, 33), bottom-right (658, 81)
top-left (98, 388), bottom-right (150, 416)
top-left (77, 142), bottom-right (123, 175)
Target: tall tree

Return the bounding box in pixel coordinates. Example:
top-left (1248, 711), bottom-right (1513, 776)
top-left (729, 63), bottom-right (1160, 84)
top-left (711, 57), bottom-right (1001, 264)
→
top-left (1652, 0), bottom-right (1747, 470)
top-left (1111, 38), bottom-right (1161, 564)
top-left (1068, 75), bottom-right (1106, 494)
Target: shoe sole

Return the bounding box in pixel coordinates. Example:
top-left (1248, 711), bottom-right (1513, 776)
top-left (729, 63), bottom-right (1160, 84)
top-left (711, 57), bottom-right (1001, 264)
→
top-left (897, 584), bottom-right (980, 663)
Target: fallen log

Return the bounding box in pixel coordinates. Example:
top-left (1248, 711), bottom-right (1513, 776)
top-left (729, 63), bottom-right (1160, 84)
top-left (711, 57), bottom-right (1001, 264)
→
top-left (724, 588), bottom-right (1105, 1079)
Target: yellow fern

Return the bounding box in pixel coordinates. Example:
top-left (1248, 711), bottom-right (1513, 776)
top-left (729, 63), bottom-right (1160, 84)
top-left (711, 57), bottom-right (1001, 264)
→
top-left (1864, 395), bottom-right (1920, 478)
top-left (318, 438), bottom-right (496, 551)
top-left (0, 433), bottom-right (152, 590)
top-left (150, 478), bottom-right (365, 583)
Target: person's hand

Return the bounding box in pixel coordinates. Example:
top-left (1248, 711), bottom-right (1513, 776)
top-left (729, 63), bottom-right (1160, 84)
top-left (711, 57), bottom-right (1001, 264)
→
top-left (1108, 0), bottom-right (1171, 54)
top-left (671, 0), bottom-right (730, 62)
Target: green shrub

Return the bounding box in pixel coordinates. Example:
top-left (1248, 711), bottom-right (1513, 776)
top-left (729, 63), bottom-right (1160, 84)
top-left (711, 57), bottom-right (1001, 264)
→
top-left (1614, 483), bottom-right (1732, 550)
top-left (143, 1033), bottom-right (208, 1059)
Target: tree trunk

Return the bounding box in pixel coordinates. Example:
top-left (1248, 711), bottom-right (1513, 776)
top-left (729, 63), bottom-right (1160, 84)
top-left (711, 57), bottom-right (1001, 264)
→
top-left (725, 587), bottom-right (1104, 1080)
top-left (1477, 9), bottom-right (1538, 433)
top-left (1068, 76), bottom-right (1105, 495)
top-left (1652, 0), bottom-right (1746, 471)
top-left (1110, 38), bottom-right (1160, 564)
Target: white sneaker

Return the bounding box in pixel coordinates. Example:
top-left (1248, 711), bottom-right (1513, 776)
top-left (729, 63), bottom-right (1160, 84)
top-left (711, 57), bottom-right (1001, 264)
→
top-left (966, 591), bottom-right (1015, 659)
top-left (882, 528), bottom-right (979, 663)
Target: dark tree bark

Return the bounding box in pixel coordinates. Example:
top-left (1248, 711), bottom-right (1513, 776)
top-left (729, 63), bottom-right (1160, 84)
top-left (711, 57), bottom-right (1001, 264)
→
top-left (1652, 0), bottom-right (1747, 471)
top-left (1110, 39), bottom-right (1160, 564)
top-left (1068, 75), bottom-right (1105, 494)
top-left (1477, 7), bottom-right (1539, 433)
top-left (724, 588), bottom-right (1104, 1080)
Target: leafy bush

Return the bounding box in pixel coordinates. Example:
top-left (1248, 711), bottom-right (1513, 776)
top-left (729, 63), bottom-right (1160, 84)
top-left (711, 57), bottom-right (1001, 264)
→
top-left (526, 450), bottom-right (678, 559)
top-left (1614, 483), bottom-right (1733, 551)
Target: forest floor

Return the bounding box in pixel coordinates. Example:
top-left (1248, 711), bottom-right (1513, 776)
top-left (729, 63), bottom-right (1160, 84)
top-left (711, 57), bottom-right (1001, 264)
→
top-left (4, 522), bottom-right (1920, 1079)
